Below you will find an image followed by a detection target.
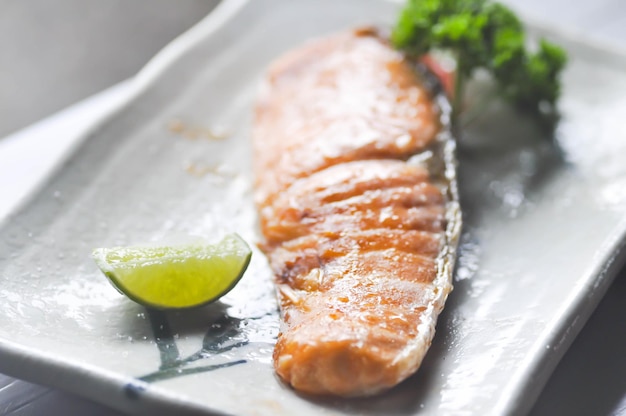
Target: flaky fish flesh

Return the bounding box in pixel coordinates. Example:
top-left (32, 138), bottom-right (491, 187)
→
top-left (253, 27), bottom-right (461, 397)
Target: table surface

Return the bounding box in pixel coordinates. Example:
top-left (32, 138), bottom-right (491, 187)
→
top-left (0, 1), bottom-right (624, 415)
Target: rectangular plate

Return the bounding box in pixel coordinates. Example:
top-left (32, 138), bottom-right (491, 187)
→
top-left (1, 0), bottom-right (626, 414)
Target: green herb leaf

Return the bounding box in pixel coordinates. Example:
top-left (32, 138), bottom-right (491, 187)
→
top-left (392, 0), bottom-right (567, 124)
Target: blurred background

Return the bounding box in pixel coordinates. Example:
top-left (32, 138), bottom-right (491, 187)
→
top-left (1, 0), bottom-right (625, 137)
top-left (0, 0), bottom-right (624, 415)
top-left (0, 0), bottom-right (220, 138)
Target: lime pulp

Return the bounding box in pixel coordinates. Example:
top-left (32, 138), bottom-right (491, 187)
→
top-left (92, 233), bottom-right (252, 309)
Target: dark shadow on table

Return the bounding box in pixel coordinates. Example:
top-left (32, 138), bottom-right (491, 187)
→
top-left (530, 270), bottom-right (626, 416)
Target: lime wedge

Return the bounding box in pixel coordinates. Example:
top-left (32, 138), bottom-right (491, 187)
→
top-left (92, 233), bottom-right (252, 309)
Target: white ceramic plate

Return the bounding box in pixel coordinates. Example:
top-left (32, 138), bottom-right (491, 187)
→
top-left (1, 0), bottom-right (626, 415)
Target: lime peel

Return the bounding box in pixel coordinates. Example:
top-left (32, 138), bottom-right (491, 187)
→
top-left (92, 233), bottom-right (252, 310)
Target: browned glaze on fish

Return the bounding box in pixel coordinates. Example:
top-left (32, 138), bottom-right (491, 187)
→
top-left (253, 27), bottom-right (457, 397)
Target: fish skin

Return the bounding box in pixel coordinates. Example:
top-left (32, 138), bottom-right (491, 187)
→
top-left (253, 27), bottom-right (458, 397)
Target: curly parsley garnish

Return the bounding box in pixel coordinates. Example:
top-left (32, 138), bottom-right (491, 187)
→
top-left (392, 0), bottom-right (567, 124)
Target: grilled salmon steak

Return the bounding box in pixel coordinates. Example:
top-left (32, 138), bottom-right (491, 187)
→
top-left (253, 27), bottom-right (460, 397)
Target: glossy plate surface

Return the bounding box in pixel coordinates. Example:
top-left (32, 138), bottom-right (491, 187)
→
top-left (1, 0), bottom-right (626, 415)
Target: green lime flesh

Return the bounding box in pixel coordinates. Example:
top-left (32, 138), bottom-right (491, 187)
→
top-left (92, 233), bottom-right (252, 309)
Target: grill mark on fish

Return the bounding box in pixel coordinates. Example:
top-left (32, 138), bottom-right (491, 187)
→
top-left (263, 205), bottom-right (445, 245)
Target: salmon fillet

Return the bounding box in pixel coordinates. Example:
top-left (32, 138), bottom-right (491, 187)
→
top-left (253, 28), bottom-right (458, 397)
